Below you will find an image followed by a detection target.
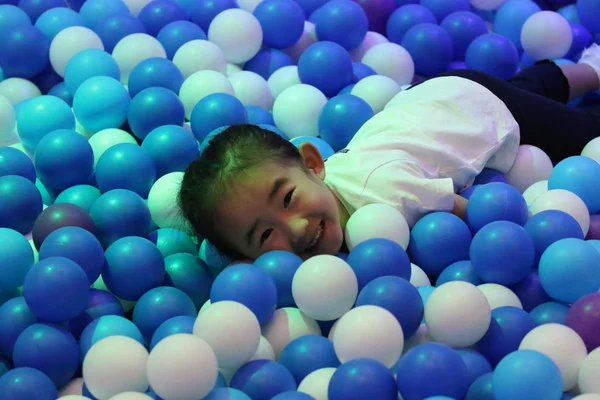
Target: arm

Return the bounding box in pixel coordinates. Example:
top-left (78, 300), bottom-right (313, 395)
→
top-left (452, 194), bottom-right (468, 220)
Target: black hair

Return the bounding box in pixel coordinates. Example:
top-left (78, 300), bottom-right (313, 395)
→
top-left (178, 124), bottom-right (303, 260)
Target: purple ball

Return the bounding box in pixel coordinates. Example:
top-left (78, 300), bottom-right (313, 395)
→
top-left (31, 203), bottom-right (96, 249)
top-left (566, 292), bottom-right (600, 352)
top-left (586, 214), bottom-right (600, 240)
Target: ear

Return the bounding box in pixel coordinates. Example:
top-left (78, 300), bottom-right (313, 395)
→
top-left (298, 142), bottom-right (326, 180)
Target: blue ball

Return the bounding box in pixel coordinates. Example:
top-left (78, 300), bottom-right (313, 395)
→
top-left (247, 105), bottom-right (275, 125)
top-left (386, 4), bottom-right (437, 45)
top-left (128, 86), bottom-right (186, 140)
top-left (549, 156), bottom-right (600, 214)
top-left (0, 5), bottom-right (31, 38)
top-left (408, 212), bottom-right (472, 276)
top-left (73, 76), bottom-right (130, 134)
top-left (35, 7), bottom-right (84, 39)
top-left (356, 275), bottom-right (424, 339)
top-left (48, 81), bottom-right (73, 106)
top-left (567, 23), bottom-right (593, 61)
top-left (538, 238), bottom-right (600, 304)
top-left (338, 83), bottom-right (355, 94)
top-left (347, 238), bottom-right (411, 291)
top-left (312, 0), bottom-right (368, 51)
top-left (441, 11), bottom-right (488, 61)
top-left (329, 358), bottom-right (398, 400)
top-left (0, 175), bottom-right (43, 234)
top-left (190, 0), bottom-right (238, 31)
top-left (465, 372), bottom-right (493, 400)
top-left (418, 285), bottom-right (435, 307)
top-left (279, 335), bottom-right (340, 384)
top-left (0, 147), bottom-right (35, 183)
top-left (0, 354), bottom-right (11, 377)
top-left (295, 0), bottom-right (328, 17)
top-left (318, 94), bottom-right (374, 151)
top-left (436, 260), bottom-right (481, 286)
top-left (474, 168), bottom-right (507, 185)
top-left (0, 228), bottom-right (33, 290)
top-left (211, 263), bottom-right (278, 325)
top-left (0, 24), bottom-right (49, 79)
top-left (148, 228), bottom-right (198, 257)
top-left (289, 136), bottom-right (335, 159)
top-left (254, 0), bottom-right (305, 49)
top-left (0, 297), bottom-right (37, 358)
top-left (577, 0), bottom-right (600, 33)
top-left (396, 343), bottom-right (469, 400)
top-left (466, 182), bottom-right (528, 233)
top-left (0, 367), bottom-right (57, 400)
top-left (456, 349), bottom-right (493, 389)
top-left (54, 184), bottom-right (101, 212)
top-left (352, 62), bottom-right (376, 81)
top-left (16, 95), bottom-right (75, 151)
top-left (68, 289), bottom-right (124, 339)
top-left (79, 0), bottom-right (130, 29)
top-left (23, 257), bottom-right (90, 322)
top-left (420, 0), bottom-right (469, 21)
top-left (64, 49), bottom-right (120, 95)
top-left (104, 236), bottom-right (166, 301)
top-left (492, 349), bottom-right (563, 400)
top-left (460, 184), bottom-right (480, 199)
top-left (39, 226), bottom-right (104, 285)
top-left (141, 124), bottom-right (198, 177)
top-left (164, 253), bottom-right (213, 309)
top-left (205, 388), bottom-right (252, 400)
top-left (244, 48), bottom-right (295, 79)
top-left (474, 306), bottom-right (536, 366)
top-left (465, 33), bottom-right (519, 79)
top-left (95, 143), bottom-right (156, 198)
top-left (493, 0), bottom-right (541, 50)
top-left (157, 20), bottom-right (207, 59)
top-left (510, 272), bottom-right (552, 312)
top-left (530, 301), bottom-right (570, 326)
top-left (190, 93), bottom-right (248, 142)
top-left (254, 250), bottom-right (303, 308)
top-left (79, 315), bottom-right (145, 360)
top-left (558, 4), bottom-right (580, 24)
top-left (138, 0), bottom-right (188, 37)
top-left (150, 315), bottom-right (196, 349)
top-left (402, 23), bottom-right (453, 77)
top-left (231, 360), bottom-right (297, 400)
top-left (34, 129), bottom-right (94, 192)
top-left (272, 392), bottom-right (316, 400)
top-left (298, 41), bottom-right (354, 97)
top-left (12, 323), bottom-right (79, 388)
top-left (94, 13), bottom-right (147, 53)
top-left (470, 221), bottom-right (534, 285)
top-left (524, 210), bottom-right (584, 265)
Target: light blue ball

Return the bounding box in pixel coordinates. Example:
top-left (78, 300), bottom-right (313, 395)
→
top-left (64, 49), bottom-right (120, 95)
top-left (73, 76), bottom-right (130, 133)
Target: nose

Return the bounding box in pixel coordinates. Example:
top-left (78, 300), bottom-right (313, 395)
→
top-left (286, 215), bottom-right (309, 245)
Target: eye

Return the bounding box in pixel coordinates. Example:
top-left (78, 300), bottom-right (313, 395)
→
top-left (260, 229), bottom-right (273, 245)
top-left (284, 189), bottom-right (294, 208)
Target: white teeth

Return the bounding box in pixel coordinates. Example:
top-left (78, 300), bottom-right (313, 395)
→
top-left (306, 223), bottom-right (323, 251)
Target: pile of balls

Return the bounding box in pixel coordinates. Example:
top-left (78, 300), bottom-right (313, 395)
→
top-left (1, 0), bottom-right (600, 399)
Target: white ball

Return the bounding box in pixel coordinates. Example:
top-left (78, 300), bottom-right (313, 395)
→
top-left (82, 336), bottom-right (150, 400)
top-left (272, 84), bottom-right (327, 138)
top-left (112, 33), bottom-right (167, 84)
top-left (193, 300), bottom-right (261, 368)
top-left (179, 70), bottom-right (234, 119)
top-left (523, 180), bottom-right (549, 208)
top-left (59, 396), bottom-right (90, 400)
top-left (350, 31), bottom-right (389, 62)
top-left (332, 305), bottom-right (404, 368)
top-left (345, 203), bottom-right (410, 251)
top-left (297, 368), bottom-right (337, 400)
top-left (521, 11), bottom-right (573, 61)
top-left (207, 9), bottom-right (263, 64)
top-left (250, 336), bottom-right (276, 361)
top-left (268, 66), bottom-right (301, 99)
top-left (147, 334), bottom-right (219, 400)
top-left (292, 255), bottom-right (358, 321)
top-left (582, 137), bottom-right (600, 163)
top-left (574, 395), bottom-right (600, 400)
top-left (108, 393), bottom-right (152, 400)
top-left (50, 27), bottom-right (104, 77)
top-left (470, 0), bottom-right (508, 11)
top-left (58, 378), bottom-right (84, 397)
top-left (261, 307), bottom-right (321, 357)
top-left (173, 40), bottom-right (227, 79)
top-left (226, 63), bottom-right (243, 76)
top-left (424, 281), bottom-right (491, 348)
top-left (147, 172), bottom-right (194, 234)
top-left (477, 283), bottom-right (523, 309)
top-left (410, 264), bottom-right (431, 287)
top-left (529, 189), bottom-right (590, 236)
top-left (579, 348), bottom-right (600, 394)
top-left (229, 71), bottom-right (274, 110)
top-left (0, 94), bottom-right (16, 143)
top-left (361, 42), bottom-right (415, 86)
top-left (283, 21), bottom-right (318, 63)
top-left (505, 145), bottom-right (553, 193)
top-left (351, 75), bottom-right (401, 114)
top-left (0, 78), bottom-right (41, 105)
top-left (519, 324), bottom-right (588, 391)
top-left (88, 128), bottom-right (138, 168)
top-left (122, 0), bottom-right (154, 16)
top-left (237, 0), bottom-right (263, 13)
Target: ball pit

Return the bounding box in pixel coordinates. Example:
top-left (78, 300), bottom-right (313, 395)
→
top-left (0, 1), bottom-right (599, 399)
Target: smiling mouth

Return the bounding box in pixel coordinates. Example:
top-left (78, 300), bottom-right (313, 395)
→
top-left (305, 220), bottom-right (324, 252)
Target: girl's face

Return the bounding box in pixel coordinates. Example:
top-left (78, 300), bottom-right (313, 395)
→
top-left (213, 143), bottom-right (348, 260)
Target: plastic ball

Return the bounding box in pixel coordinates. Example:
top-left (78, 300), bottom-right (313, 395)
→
top-left (0, 77), bottom-right (42, 106)
top-left (147, 172), bottom-right (192, 233)
top-left (0, 25), bottom-right (50, 79)
top-left (530, 189), bottom-right (590, 238)
top-left (79, 315), bottom-right (144, 361)
top-left (49, 26), bottom-right (104, 77)
top-left (178, 69), bottom-right (234, 119)
top-left (466, 32), bottom-right (520, 79)
top-left (0, 5), bottom-right (31, 37)
top-left (12, 323), bottom-right (79, 387)
top-left (577, 0), bottom-right (600, 33)
top-left (352, 62), bottom-right (376, 81)
top-left (34, 8), bottom-right (83, 40)
top-left (88, 128), bottom-right (137, 167)
top-left (349, 74), bottom-right (400, 114)
top-left (456, 349), bottom-right (493, 389)
top-left (207, 8), bottom-right (263, 64)
top-left (420, 0), bottom-right (470, 21)
top-left (0, 228), bottom-right (33, 290)
top-left (128, 86), bottom-right (185, 140)
top-left (509, 271), bottom-right (552, 313)
top-left (396, 343), bottom-right (469, 400)
top-left (424, 281), bottom-right (492, 347)
top-left (82, 335), bottom-right (150, 400)
top-left (94, 13), bottom-right (147, 54)
top-left (95, 143), bottom-right (156, 197)
top-left (466, 182), bottom-right (528, 233)
top-left (436, 260), bottom-right (481, 286)
top-left (0, 367), bottom-right (58, 400)
top-left (493, 0), bottom-right (541, 50)
top-left (579, 348), bottom-right (600, 394)
top-left (54, 185), bottom-right (101, 212)
top-left (289, 136), bottom-right (335, 159)
top-left (78, 0), bottom-right (130, 29)
top-left (318, 94), bottom-right (373, 151)
top-left (189, 0), bottom-right (238, 31)
top-left (149, 315), bottom-right (195, 349)
top-left (172, 39), bottom-right (227, 79)
top-left (0, 175), bottom-right (42, 234)
top-left (272, 84), bottom-right (327, 138)
top-left (328, 359), bottom-right (396, 400)
top-left (266, 65), bottom-right (300, 98)
top-left (230, 360), bottom-right (297, 400)
top-left (312, 0), bottom-right (368, 51)
top-left (138, 0), bottom-right (188, 37)
top-left (567, 23), bottom-right (593, 61)
top-left (361, 42), bottom-right (415, 86)
top-left (521, 11), bottom-right (573, 61)
top-left (261, 308), bottom-right (322, 357)
top-left (163, 253), bottom-right (212, 309)
top-left (566, 293), bottom-right (600, 352)
top-left (492, 349), bottom-right (563, 400)
top-left (386, 5), bottom-right (437, 46)
top-left (244, 48), bottom-right (295, 79)
top-left (525, 210), bottom-right (584, 265)
top-left (548, 156), bottom-right (600, 214)
top-left (112, 33), bottom-right (167, 84)
top-left (190, 92), bottom-right (248, 142)
top-left (505, 145), bottom-right (553, 193)
top-left (296, 367), bottom-right (335, 399)
top-left (254, 250), bottom-right (302, 308)
top-left (401, 23), bottom-right (453, 77)
top-left (31, 202), bottom-right (95, 249)
top-left (64, 49), bottom-right (120, 96)
top-left (193, 300), bottom-right (261, 368)
top-left (0, 297), bottom-right (37, 358)
top-left (246, 105), bottom-right (275, 125)
top-left (292, 255), bottom-right (358, 321)
top-left (0, 94), bottom-right (16, 144)
top-left (229, 71), bottom-right (274, 110)
top-left (345, 203), bottom-right (410, 251)
top-left (298, 41), bottom-right (354, 97)
top-left (155, 20), bottom-right (206, 60)
top-left (68, 289), bottom-right (125, 339)
top-left (205, 388), bottom-right (253, 400)
top-left (441, 11), bottom-right (488, 61)
top-left (141, 125), bottom-right (197, 177)
top-left (253, 0), bottom-right (305, 49)
top-left (531, 301), bottom-right (569, 326)
top-left (279, 335), bottom-right (339, 384)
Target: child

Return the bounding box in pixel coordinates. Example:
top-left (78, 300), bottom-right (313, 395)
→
top-left (179, 45), bottom-right (600, 262)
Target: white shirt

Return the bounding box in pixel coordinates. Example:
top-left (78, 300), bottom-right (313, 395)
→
top-left (323, 76), bottom-right (521, 228)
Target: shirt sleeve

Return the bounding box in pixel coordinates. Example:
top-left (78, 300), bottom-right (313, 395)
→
top-left (359, 160), bottom-right (456, 227)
